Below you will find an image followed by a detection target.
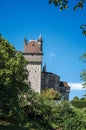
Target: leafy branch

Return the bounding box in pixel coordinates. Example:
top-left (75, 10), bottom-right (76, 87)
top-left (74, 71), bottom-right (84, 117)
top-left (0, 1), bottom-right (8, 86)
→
top-left (49, 0), bottom-right (86, 36)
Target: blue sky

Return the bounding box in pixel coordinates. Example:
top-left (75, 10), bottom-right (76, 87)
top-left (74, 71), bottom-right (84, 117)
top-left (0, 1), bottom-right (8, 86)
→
top-left (0, 0), bottom-right (86, 100)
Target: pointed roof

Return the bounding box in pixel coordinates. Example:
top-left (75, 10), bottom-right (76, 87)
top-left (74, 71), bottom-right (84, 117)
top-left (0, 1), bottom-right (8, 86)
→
top-left (37, 34), bottom-right (43, 42)
top-left (43, 63), bottom-right (47, 72)
top-left (24, 40), bottom-right (42, 53)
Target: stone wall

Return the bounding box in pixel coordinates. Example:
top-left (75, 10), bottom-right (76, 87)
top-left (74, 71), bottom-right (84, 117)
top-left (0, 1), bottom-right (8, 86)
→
top-left (41, 71), bottom-right (70, 100)
top-left (41, 72), bottom-right (60, 90)
top-left (24, 54), bottom-right (42, 62)
top-left (26, 63), bottom-right (41, 93)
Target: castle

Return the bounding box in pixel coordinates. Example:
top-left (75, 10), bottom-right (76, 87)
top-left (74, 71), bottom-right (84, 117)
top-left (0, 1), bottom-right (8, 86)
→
top-left (22, 35), bottom-right (70, 100)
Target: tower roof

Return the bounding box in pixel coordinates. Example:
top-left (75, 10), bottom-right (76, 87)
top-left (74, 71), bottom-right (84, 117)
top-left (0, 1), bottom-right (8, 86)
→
top-left (37, 34), bottom-right (43, 42)
top-left (24, 40), bottom-right (42, 53)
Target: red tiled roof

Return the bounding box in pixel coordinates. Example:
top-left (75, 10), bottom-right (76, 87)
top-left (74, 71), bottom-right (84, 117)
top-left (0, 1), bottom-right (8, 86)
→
top-left (24, 41), bottom-right (42, 53)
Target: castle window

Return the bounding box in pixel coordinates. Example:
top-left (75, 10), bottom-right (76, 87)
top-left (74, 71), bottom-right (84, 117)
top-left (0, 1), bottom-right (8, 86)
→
top-left (35, 71), bottom-right (36, 73)
top-left (32, 44), bottom-right (34, 46)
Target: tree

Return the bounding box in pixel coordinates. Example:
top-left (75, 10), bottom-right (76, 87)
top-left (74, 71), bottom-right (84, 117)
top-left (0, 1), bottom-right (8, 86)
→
top-left (56, 101), bottom-right (86, 130)
top-left (49, 0), bottom-right (68, 11)
top-left (73, 96), bottom-right (79, 100)
top-left (41, 88), bottom-right (61, 100)
top-left (0, 35), bottom-right (29, 122)
top-left (49, 0), bottom-right (86, 10)
top-left (80, 53), bottom-right (86, 89)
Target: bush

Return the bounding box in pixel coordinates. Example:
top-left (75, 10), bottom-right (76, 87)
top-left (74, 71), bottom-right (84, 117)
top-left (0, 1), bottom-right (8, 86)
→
top-left (71, 100), bottom-right (86, 108)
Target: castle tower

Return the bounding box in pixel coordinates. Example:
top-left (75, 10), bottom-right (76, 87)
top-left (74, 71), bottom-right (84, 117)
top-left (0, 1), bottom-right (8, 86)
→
top-left (23, 35), bottom-right (43, 93)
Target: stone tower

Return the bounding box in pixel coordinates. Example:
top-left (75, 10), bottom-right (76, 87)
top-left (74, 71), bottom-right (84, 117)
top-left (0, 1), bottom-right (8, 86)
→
top-left (23, 35), bottom-right (43, 93)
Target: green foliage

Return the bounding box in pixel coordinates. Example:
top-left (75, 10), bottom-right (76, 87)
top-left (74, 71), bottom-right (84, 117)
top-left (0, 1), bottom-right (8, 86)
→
top-left (80, 24), bottom-right (86, 36)
top-left (71, 100), bottom-right (86, 108)
top-left (54, 101), bottom-right (86, 130)
top-left (74, 0), bottom-right (86, 10)
top-left (41, 88), bottom-right (61, 100)
top-left (80, 53), bottom-right (86, 62)
top-left (81, 70), bottom-right (86, 88)
top-left (71, 98), bottom-right (86, 108)
top-left (80, 53), bottom-right (86, 90)
top-left (49, 0), bottom-right (86, 11)
top-left (1, 87), bottom-right (86, 129)
top-left (74, 0), bottom-right (86, 36)
top-left (81, 108), bottom-right (86, 123)
top-left (0, 120), bottom-right (29, 130)
top-left (49, 0), bottom-right (86, 36)
top-left (73, 96), bottom-right (79, 100)
top-left (24, 91), bottom-right (58, 129)
top-left (49, 0), bottom-right (68, 11)
top-left (0, 36), bottom-right (29, 123)
top-left (24, 91), bottom-right (86, 130)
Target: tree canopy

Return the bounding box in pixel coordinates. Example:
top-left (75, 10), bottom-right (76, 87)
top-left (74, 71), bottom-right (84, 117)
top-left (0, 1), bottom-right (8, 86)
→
top-left (41, 88), bottom-right (61, 100)
top-left (49, 0), bottom-right (86, 10)
top-left (80, 60), bottom-right (86, 89)
top-left (0, 35), bottom-right (29, 122)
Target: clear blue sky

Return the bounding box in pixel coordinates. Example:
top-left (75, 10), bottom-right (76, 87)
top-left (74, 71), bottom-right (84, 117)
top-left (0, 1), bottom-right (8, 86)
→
top-left (0, 0), bottom-right (86, 100)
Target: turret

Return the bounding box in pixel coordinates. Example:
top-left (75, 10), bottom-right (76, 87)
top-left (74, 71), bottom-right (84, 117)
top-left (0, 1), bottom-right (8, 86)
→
top-left (24, 37), bottom-right (27, 47)
top-left (37, 34), bottom-right (43, 51)
top-left (43, 63), bottom-right (46, 73)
